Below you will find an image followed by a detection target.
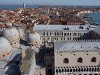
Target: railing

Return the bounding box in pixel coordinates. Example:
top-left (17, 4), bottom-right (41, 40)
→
top-left (55, 66), bottom-right (100, 74)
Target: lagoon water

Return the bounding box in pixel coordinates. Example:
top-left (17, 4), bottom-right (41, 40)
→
top-left (0, 5), bottom-right (40, 10)
top-left (87, 13), bottom-right (100, 26)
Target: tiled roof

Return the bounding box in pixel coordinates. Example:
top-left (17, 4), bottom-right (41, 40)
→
top-left (0, 24), bottom-right (6, 28)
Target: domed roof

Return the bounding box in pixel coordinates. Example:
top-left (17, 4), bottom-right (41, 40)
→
top-left (3, 27), bottom-right (19, 42)
top-left (0, 37), bottom-right (12, 55)
top-left (27, 31), bottom-right (41, 47)
top-left (5, 22), bottom-right (12, 27)
top-left (16, 26), bottom-right (25, 39)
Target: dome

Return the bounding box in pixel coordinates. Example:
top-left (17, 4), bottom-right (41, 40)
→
top-left (5, 22), bottom-right (12, 27)
top-left (27, 31), bottom-right (41, 48)
top-left (0, 37), bottom-right (12, 55)
top-left (16, 26), bottom-right (25, 40)
top-left (3, 27), bottom-right (20, 48)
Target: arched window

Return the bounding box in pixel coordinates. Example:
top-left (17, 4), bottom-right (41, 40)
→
top-left (50, 32), bottom-right (51, 36)
top-left (59, 69), bottom-right (61, 73)
top-left (63, 58), bottom-right (69, 63)
top-left (67, 69), bottom-right (69, 72)
top-left (65, 69), bottom-right (67, 72)
top-left (62, 69), bottom-right (64, 72)
top-left (64, 33), bottom-right (66, 36)
top-left (62, 32), bottom-right (63, 36)
top-left (77, 57), bottom-right (83, 63)
top-left (46, 32), bottom-right (48, 36)
top-left (56, 69), bottom-right (58, 74)
top-left (70, 69), bottom-right (72, 72)
top-left (55, 32), bottom-right (56, 36)
top-left (43, 32), bottom-right (45, 35)
top-left (91, 57), bottom-right (96, 62)
top-left (57, 32), bottom-right (59, 36)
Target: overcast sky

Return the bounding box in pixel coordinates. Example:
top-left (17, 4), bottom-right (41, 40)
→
top-left (0, 0), bottom-right (100, 6)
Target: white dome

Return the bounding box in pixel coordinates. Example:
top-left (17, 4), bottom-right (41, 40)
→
top-left (16, 26), bottom-right (25, 39)
top-left (5, 22), bottom-right (12, 27)
top-left (3, 27), bottom-right (19, 42)
top-left (27, 31), bottom-right (41, 47)
top-left (0, 37), bottom-right (12, 55)
top-left (3, 27), bottom-right (20, 48)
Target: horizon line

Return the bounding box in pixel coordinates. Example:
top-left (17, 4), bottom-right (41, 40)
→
top-left (0, 4), bottom-right (100, 7)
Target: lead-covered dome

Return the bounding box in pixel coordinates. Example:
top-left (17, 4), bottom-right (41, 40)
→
top-left (5, 22), bottom-right (12, 27)
top-left (3, 27), bottom-right (20, 48)
top-left (16, 26), bottom-right (25, 40)
top-left (0, 37), bottom-right (12, 56)
top-left (27, 31), bottom-right (41, 48)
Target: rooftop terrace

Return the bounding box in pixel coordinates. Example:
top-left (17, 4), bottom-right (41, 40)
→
top-left (54, 41), bottom-right (100, 52)
top-left (34, 24), bottom-right (96, 31)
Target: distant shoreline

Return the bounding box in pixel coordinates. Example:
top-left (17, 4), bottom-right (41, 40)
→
top-left (0, 5), bottom-right (100, 10)
top-left (0, 4), bottom-right (100, 7)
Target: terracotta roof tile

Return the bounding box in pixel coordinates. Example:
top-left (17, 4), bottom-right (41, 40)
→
top-left (0, 24), bottom-right (6, 28)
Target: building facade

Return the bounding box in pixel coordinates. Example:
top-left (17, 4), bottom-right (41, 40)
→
top-left (45, 41), bottom-right (100, 75)
top-left (34, 25), bottom-right (97, 43)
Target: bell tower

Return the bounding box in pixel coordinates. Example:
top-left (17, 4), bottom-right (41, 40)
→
top-left (23, 3), bottom-right (25, 9)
